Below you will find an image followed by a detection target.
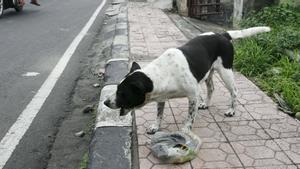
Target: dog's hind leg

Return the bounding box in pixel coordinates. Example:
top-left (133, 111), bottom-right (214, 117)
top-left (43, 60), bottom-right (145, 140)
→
top-left (146, 102), bottom-right (165, 134)
top-left (217, 68), bottom-right (237, 117)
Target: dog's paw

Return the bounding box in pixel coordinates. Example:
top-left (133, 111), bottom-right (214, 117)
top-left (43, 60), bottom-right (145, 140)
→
top-left (146, 124), bottom-right (159, 135)
top-left (198, 102), bottom-right (208, 110)
top-left (224, 109), bottom-right (235, 117)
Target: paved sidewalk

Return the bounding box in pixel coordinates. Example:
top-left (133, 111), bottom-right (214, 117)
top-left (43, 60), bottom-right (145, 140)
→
top-left (128, 2), bottom-right (300, 169)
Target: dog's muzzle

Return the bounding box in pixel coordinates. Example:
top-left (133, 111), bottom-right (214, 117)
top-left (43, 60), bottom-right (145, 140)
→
top-left (120, 108), bottom-right (131, 116)
top-left (104, 99), bottom-right (131, 116)
top-left (104, 99), bottom-right (111, 107)
top-left (103, 98), bottom-right (118, 109)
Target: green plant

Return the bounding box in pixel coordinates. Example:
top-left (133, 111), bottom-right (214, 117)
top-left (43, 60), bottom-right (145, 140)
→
top-left (254, 28), bottom-right (300, 55)
top-left (258, 76), bottom-right (300, 113)
top-left (234, 39), bottom-right (274, 77)
top-left (234, 5), bottom-right (300, 113)
top-left (241, 5), bottom-right (300, 28)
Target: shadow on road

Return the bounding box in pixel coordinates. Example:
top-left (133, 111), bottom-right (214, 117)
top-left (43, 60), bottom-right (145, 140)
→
top-left (0, 9), bottom-right (39, 19)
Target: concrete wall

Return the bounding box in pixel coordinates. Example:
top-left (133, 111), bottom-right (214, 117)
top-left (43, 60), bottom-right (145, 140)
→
top-left (176, 0), bottom-right (188, 16)
top-left (175, 0), bottom-right (277, 25)
top-left (230, 0), bottom-right (277, 18)
top-left (148, 0), bottom-right (173, 10)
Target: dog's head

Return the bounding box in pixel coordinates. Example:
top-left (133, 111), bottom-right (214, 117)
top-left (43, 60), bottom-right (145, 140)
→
top-left (104, 62), bottom-right (153, 116)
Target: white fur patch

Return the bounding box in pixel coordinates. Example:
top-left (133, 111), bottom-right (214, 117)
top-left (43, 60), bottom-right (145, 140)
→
top-left (199, 32), bottom-right (215, 36)
top-left (140, 48), bottom-right (198, 102)
top-left (227, 26), bottom-right (271, 39)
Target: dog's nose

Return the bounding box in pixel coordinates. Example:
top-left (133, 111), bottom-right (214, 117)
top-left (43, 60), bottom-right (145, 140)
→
top-left (104, 99), bottom-right (110, 107)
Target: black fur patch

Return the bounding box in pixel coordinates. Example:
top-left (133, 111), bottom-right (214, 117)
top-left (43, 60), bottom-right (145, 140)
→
top-left (116, 72), bottom-right (153, 109)
top-left (129, 62), bottom-right (141, 73)
top-left (178, 34), bottom-right (234, 82)
top-left (222, 32), bottom-right (232, 40)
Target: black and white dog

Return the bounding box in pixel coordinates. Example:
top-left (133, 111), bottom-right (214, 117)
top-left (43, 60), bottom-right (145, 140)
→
top-left (104, 26), bottom-right (270, 134)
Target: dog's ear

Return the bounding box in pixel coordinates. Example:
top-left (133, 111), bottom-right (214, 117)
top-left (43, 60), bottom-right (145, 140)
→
top-left (129, 62), bottom-right (141, 73)
top-left (130, 79), bottom-right (152, 94)
top-left (129, 81), bottom-right (144, 93)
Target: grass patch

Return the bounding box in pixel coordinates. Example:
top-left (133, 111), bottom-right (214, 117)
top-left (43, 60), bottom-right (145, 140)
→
top-left (79, 152), bottom-right (89, 169)
top-left (80, 103), bottom-right (98, 169)
top-left (234, 5), bottom-right (300, 114)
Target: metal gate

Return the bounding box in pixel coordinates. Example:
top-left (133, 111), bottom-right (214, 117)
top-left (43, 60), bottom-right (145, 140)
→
top-left (188, 0), bottom-right (223, 19)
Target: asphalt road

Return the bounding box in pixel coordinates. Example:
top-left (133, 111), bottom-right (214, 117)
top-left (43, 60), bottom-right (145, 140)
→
top-left (0, 0), bottom-right (107, 168)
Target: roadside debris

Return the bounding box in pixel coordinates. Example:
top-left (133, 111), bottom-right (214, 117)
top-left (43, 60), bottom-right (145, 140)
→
top-left (95, 68), bottom-right (105, 80)
top-left (93, 67), bottom-right (105, 79)
top-left (106, 11), bottom-right (118, 17)
top-left (274, 93), bottom-right (295, 116)
top-left (97, 72), bottom-right (104, 80)
top-left (93, 83), bottom-right (100, 88)
top-left (270, 67), bottom-right (281, 75)
top-left (285, 49), bottom-right (300, 63)
top-left (82, 105), bottom-right (94, 114)
top-left (150, 131), bottom-right (201, 164)
top-left (111, 2), bottom-right (121, 5)
top-left (22, 72), bottom-right (40, 77)
top-left (75, 131), bottom-right (85, 137)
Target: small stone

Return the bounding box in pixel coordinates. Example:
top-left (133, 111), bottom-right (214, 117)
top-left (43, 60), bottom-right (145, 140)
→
top-left (93, 83), bottom-right (100, 88)
top-left (295, 112), bottom-right (300, 120)
top-left (75, 131), bottom-right (85, 137)
top-left (82, 105), bottom-right (94, 114)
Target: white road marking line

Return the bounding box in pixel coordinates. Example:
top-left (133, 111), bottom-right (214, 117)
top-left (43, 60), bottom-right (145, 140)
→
top-left (0, 0), bottom-right (107, 168)
top-left (22, 72), bottom-right (40, 77)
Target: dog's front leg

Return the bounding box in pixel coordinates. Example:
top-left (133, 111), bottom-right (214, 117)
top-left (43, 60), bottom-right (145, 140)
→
top-left (146, 102), bottom-right (165, 134)
top-left (182, 97), bottom-right (199, 132)
top-left (198, 86), bottom-right (207, 109)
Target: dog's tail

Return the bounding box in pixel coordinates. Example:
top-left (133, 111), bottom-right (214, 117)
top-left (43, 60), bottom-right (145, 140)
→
top-left (223, 26), bottom-right (271, 40)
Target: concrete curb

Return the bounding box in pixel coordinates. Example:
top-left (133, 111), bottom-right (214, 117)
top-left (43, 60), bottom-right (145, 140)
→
top-left (104, 59), bottom-right (129, 85)
top-left (88, 0), bottom-right (138, 169)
